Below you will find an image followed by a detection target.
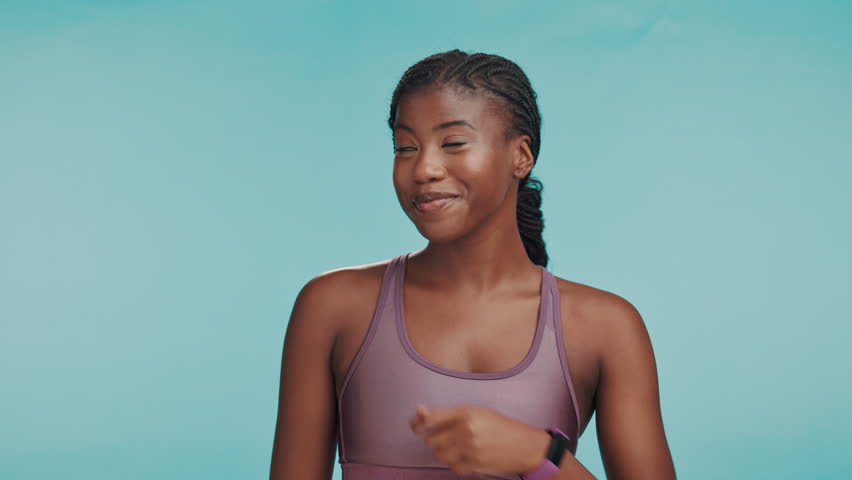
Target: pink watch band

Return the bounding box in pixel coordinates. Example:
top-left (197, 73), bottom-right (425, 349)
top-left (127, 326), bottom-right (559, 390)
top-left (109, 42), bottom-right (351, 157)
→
top-left (518, 428), bottom-right (567, 480)
top-left (519, 457), bottom-right (559, 480)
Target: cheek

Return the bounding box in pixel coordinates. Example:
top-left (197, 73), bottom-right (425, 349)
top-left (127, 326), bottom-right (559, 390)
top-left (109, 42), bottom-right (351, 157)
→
top-left (392, 167), bottom-right (410, 207)
top-left (463, 156), bottom-right (511, 200)
top-left (391, 163), bottom-right (402, 188)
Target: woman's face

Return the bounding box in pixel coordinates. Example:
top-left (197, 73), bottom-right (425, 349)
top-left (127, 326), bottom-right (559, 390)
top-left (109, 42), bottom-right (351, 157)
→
top-left (392, 85), bottom-right (529, 243)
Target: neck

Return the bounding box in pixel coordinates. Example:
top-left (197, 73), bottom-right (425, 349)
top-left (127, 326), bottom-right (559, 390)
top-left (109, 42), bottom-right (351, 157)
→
top-left (407, 221), bottom-right (540, 297)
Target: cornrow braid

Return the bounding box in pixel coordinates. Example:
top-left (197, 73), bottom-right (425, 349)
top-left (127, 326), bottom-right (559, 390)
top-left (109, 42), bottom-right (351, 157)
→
top-left (388, 49), bottom-right (548, 267)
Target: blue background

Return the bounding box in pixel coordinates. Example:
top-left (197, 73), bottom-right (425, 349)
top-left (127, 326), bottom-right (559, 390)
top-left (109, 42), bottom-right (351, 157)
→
top-left (2, 1), bottom-right (850, 478)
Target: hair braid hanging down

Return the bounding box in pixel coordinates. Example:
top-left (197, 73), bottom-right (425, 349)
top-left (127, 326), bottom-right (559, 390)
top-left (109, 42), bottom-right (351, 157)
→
top-left (388, 49), bottom-right (549, 267)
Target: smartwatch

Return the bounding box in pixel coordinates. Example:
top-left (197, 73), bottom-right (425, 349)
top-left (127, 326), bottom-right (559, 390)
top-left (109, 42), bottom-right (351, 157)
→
top-left (519, 427), bottom-right (570, 480)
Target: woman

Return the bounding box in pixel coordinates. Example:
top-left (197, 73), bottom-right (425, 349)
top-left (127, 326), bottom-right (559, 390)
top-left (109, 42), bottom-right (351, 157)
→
top-left (270, 50), bottom-right (676, 480)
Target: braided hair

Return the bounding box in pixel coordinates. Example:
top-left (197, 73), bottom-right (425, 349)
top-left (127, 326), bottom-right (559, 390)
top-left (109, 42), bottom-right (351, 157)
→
top-left (388, 49), bottom-right (548, 267)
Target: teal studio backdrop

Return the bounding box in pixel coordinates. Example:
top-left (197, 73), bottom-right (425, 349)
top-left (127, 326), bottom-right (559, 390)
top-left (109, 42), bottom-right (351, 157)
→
top-left (1, 1), bottom-right (850, 479)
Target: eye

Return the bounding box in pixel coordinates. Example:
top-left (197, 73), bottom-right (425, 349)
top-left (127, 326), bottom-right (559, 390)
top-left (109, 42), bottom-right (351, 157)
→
top-left (442, 142), bottom-right (466, 148)
top-left (394, 146), bottom-right (416, 153)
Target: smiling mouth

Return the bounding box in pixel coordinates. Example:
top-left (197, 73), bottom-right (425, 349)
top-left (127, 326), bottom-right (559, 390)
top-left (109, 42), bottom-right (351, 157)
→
top-left (414, 196), bottom-right (458, 213)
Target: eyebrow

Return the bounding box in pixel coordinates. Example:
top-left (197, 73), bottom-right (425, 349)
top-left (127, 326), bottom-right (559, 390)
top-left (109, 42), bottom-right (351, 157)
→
top-left (394, 120), bottom-right (478, 133)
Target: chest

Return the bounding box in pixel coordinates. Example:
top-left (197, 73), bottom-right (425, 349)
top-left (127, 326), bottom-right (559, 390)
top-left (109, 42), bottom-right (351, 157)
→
top-left (331, 280), bottom-right (600, 436)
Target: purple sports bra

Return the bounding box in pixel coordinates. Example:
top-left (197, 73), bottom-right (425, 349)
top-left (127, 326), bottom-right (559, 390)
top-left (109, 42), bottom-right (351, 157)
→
top-left (336, 253), bottom-right (581, 480)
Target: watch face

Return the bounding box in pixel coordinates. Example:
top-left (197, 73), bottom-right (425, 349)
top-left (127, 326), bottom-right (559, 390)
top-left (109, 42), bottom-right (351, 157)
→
top-left (546, 430), bottom-right (570, 465)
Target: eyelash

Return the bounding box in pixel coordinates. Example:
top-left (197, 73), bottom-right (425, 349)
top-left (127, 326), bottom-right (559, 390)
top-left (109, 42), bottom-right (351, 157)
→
top-left (394, 142), bottom-right (466, 152)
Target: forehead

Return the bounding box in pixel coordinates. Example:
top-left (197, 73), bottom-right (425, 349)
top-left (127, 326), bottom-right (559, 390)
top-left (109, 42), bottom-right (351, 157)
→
top-left (394, 85), bottom-right (506, 133)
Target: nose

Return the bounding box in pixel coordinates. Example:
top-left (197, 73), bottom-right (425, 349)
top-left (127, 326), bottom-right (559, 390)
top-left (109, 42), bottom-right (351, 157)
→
top-left (412, 145), bottom-right (447, 184)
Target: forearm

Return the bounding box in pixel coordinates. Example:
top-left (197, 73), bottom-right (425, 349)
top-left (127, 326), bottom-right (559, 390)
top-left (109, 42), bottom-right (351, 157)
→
top-left (553, 451), bottom-right (597, 480)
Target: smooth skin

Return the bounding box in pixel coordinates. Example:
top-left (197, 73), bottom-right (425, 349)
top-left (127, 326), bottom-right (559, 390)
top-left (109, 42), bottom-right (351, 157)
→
top-left (269, 86), bottom-right (676, 479)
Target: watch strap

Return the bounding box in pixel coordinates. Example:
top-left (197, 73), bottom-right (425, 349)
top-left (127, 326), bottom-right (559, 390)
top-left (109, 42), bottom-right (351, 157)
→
top-left (519, 427), bottom-right (570, 480)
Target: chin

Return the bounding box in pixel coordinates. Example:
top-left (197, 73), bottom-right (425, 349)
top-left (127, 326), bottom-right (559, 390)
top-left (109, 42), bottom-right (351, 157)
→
top-left (412, 222), bottom-right (468, 243)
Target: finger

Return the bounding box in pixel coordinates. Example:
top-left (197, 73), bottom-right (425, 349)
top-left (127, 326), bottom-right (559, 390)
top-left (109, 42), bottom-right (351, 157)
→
top-left (423, 419), bottom-right (471, 454)
top-left (446, 451), bottom-right (479, 477)
top-left (421, 411), bottom-right (466, 437)
top-left (410, 404), bottom-right (430, 430)
top-left (428, 432), bottom-right (468, 470)
top-left (410, 404), bottom-right (431, 429)
top-left (420, 405), bottom-right (466, 431)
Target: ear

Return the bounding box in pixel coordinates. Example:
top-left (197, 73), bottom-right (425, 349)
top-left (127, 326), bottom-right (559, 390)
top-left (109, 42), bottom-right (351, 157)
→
top-left (511, 134), bottom-right (535, 178)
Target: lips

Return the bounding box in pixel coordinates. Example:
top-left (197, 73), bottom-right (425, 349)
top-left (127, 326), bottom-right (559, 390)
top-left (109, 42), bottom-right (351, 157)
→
top-left (414, 195), bottom-right (458, 213)
top-left (413, 191), bottom-right (459, 205)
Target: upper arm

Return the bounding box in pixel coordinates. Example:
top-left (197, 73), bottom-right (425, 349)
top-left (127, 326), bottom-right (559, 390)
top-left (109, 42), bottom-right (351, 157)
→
top-left (269, 272), bottom-right (344, 480)
top-left (594, 294), bottom-right (676, 480)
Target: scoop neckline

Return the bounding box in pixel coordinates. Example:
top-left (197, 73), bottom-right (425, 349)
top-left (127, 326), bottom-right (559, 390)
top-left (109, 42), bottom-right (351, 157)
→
top-left (395, 252), bottom-right (549, 380)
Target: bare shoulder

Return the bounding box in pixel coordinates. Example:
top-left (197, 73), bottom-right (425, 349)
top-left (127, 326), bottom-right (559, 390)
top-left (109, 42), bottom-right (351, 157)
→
top-left (298, 258), bottom-right (394, 341)
top-left (552, 276), bottom-right (646, 343)
top-left (550, 275), bottom-right (650, 385)
top-left (306, 257), bottom-right (390, 291)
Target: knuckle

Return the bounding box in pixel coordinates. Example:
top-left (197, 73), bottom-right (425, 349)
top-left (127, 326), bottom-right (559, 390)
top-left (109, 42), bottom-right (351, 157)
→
top-left (462, 407), bottom-right (474, 422)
